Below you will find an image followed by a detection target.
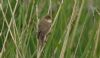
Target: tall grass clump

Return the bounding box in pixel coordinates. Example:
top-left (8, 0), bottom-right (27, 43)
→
top-left (0, 0), bottom-right (100, 58)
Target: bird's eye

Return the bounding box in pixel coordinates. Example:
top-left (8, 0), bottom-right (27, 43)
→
top-left (45, 15), bottom-right (51, 19)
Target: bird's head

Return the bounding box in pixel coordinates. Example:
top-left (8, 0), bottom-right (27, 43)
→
top-left (44, 15), bottom-right (52, 23)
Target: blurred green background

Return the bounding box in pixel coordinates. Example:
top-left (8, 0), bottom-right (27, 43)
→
top-left (0, 0), bottom-right (100, 58)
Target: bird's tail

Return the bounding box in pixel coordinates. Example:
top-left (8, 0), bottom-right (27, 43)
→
top-left (38, 31), bottom-right (45, 49)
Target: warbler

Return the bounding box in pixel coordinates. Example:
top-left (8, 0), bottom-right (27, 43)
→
top-left (38, 15), bottom-right (52, 47)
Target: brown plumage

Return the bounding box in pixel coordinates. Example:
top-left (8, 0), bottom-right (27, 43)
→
top-left (38, 15), bottom-right (52, 47)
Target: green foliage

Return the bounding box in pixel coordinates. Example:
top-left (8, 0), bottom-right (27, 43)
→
top-left (0, 0), bottom-right (100, 58)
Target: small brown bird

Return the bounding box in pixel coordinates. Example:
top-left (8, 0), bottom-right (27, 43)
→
top-left (38, 15), bottom-right (52, 47)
